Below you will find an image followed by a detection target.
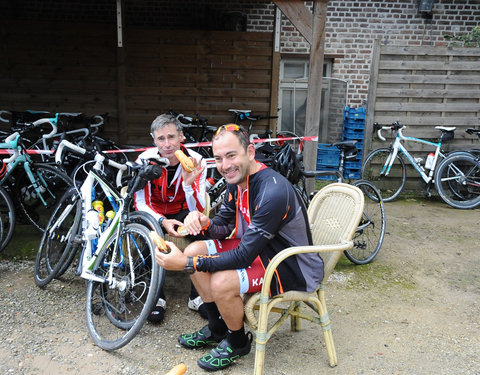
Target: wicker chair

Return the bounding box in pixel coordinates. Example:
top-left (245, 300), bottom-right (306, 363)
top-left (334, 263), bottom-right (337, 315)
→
top-left (244, 183), bottom-right (365, 375)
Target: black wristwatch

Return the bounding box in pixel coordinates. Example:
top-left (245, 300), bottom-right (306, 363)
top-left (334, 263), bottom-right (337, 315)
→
top-left (158, 217), bottom-right (165, 227)
top-left (184, 256), bottom-right (195, 274)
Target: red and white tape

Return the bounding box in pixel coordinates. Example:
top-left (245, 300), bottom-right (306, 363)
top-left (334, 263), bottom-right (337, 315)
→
top-left (0, 135), bottom-right (317, 156)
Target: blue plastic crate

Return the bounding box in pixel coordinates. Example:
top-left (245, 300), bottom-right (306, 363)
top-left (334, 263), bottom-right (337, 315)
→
top-left (344, 160), bottom-right (362, 170)
top-left (317, 153), bottom-right (340, 167)
top-left (343, 120), bottom-right (366, 129)
top-left (342, 127), bottom-right (365, 140)
top-left (315, 168), bottom-right (339, 180)
top-left (317, 144), bottom-right (340, 166)
top-left (316, 174), bottom-right (338, 181)
top-left (317, 143), bottom-right (340, 153)
top-left (343, 168), bottom-right (361, 179)
top-left (342, 132), bottom-right (363, 143)
top-left (343, 106), bottom-right (366, 120)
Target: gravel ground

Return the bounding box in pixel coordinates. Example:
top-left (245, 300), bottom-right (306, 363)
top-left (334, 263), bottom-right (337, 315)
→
top-left (0, 198), bottom-right (479, 375)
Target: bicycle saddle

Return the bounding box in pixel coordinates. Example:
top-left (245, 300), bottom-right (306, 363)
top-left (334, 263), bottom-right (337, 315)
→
top-left (332, 140), bottom-right (358, 159)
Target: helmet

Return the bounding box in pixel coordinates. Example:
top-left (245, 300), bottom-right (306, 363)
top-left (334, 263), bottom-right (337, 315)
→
top-left (272, 143), bottom-right (301, 185)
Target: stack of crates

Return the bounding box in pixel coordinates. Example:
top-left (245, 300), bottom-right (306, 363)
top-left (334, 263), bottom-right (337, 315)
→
top-left (316, 143), bottom-right (340, 180)
top-left (342, 106), bottom-right (366, 179)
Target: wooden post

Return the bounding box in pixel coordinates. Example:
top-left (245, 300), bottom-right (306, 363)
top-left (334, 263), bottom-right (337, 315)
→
top-left (303, 0), bottom-right (329, 194)
top-left (116, 0), bottom-right (127, 145)
top-left (269, 7), bottom-right (282, 130)
top-left (364, 38), bottom-right (381, 155)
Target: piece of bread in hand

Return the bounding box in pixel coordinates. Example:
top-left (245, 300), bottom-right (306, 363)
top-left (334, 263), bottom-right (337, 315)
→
top-left (176, 225), bottom-right (189, 237)
top-left (174, 150), bottom-right (195, 173)
top-left (165, 363), bottom-right (187, 375)
top-left (149, 231), bottom-right (170, 253)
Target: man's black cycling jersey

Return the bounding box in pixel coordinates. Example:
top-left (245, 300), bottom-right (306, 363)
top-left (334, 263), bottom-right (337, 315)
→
top-left (195, 167), bottom-right (324, 296)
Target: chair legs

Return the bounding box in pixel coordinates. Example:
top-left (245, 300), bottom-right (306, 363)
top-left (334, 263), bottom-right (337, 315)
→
top-left (317, 284), bottom-right (338, 367)
top-left (253, 287), bottom-right (338, 375)
top-left (290, 302), bottom-right (302, 331)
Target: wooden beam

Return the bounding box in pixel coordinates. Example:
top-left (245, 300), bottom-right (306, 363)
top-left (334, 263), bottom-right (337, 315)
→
top-left (269, 7), bottom-right (281, 130)
top-left (116, 0), bottom-right (127, 144)
top-left (273, 0), bottom-right (313, 44)
top-left (365, 39), bottom-right (381, 154)
top-left (303, 0), bottom-right (329, 194)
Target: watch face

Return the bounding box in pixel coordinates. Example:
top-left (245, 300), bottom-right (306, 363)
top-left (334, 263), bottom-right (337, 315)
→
top-left (184, 257), bottom-right (195, 274)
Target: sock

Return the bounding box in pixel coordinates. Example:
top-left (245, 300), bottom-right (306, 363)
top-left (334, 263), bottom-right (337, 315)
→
top-left (227, 326), bottom-right (247, 348)
top-left (158, 286), bottom-right (166, 302)
top-left (189, 282), bottom-right (199, 299)
top-left (205, 302), bottom-right (227, 337)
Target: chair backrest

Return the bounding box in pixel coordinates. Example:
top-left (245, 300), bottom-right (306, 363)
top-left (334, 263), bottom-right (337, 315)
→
top-left (307, 183), bottom-right (364, 281)
top-left (203, 191), bottom-right (211, 217)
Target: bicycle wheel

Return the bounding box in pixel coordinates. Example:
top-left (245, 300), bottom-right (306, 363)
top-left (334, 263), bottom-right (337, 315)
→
top-left (128, 210), bottom-right (163, 233)
top-left (34, 188), bottom-right (82, 287)
top-left (16, 163), bottom-right (73, 233)
top-left (86, 222), bottom-right (163, 351)
top-left (344, 180), bottom-right (386, 264)
top-left (434, 153), bottom-right (480, 209)
top-left (362, 148), bottom-right (406, 202)
top-left (0, 186), bottom-right (16, 252)
top-left (440, 151), bottom-right (475, 200)
top-left (293, 178), bottom-right (310, 209)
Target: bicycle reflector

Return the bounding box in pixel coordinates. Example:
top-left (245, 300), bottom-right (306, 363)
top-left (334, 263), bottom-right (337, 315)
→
top-left (0, 161), bottom-right (6, 179)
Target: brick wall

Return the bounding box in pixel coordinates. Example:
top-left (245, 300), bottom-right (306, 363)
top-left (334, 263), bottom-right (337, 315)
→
top-left (1, 0), bottom-right (478, 108)
top-left (278, 0), bottom-right (480, 107)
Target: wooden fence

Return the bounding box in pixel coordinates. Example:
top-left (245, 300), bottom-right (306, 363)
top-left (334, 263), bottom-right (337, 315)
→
top-left (0, 21), bottom-right (274, 145)
top-left (365, 41), bottom-right (480, 190)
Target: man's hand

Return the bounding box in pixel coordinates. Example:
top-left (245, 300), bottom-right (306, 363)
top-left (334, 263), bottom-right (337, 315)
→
top-left (183, 210), bottom-right (210, 236)
top-left (182, 157), bottom-right (205, 186)
top-left (154, 241), bottom-right (187, 271)
top-left (162, 218), bottom-right (184, 237)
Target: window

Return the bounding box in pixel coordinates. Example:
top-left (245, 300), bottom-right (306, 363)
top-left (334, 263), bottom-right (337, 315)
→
top-left (278, 58), bottom-right (332, 136)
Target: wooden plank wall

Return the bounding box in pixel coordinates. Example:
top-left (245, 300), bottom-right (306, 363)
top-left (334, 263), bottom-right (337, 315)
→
top-left (0, 21), bottom-right (273, 146)
top-left (0, 21), bottom-right (119, 139)
top-left (366, 43), bottom-right (480, 150)
top-left (124, 29), bottom-right (273, 145)
top-left (365, 42), bottom-right (480, 190)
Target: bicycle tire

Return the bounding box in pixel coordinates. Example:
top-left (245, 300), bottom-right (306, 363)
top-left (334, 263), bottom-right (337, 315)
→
top-left (128, 210), bottom-right (163, 234)
top-left (0, 186), bottom-right (16, 252)
top-left (16, 163), bottom-right (73, 233)
top-left (439, 151), bottom-right (475, 201)
top-left (52, 190), bottom-right (84, 278)
top-left (85, 222), bottom-right (163, 351)
top-left (362, 147), bottom-right (406, 202)
top-left (434, 153), bottom-right (480, 209)
top-left (293, 180), bottom-right (309, 209)
top-left (34, 187), bottom-right (82, 287)
top-left (344, 180), bottom-right (386, 264)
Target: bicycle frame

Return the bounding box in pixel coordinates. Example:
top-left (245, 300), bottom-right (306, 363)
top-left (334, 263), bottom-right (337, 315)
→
top-left (55, 141), bottom-right (129, 286)
top-left (79, 164), bottom-right (124, 284)
top-left (0, 133), bottom-right (56, 206)
top-left (382, 127), bottom-right (446, 184)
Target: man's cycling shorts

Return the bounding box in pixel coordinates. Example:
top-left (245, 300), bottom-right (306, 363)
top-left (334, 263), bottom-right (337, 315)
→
top-left (204, 238), bottom-right (264, 294)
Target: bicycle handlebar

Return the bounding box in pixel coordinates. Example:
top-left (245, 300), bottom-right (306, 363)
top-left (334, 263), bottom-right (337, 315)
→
top-left (300, 169), bottom-right (342, 179)
top-left (374, 121), bottom-right (404, 141)
top-left (56, 139), bottom-right (128, 187)
top-left (32, 118), bottom-right (58, 139)
top-left (0, 132), bottom-right (21, 164)
top-left (0, 110), bottom-right (10, 123)
top-left (55, 139), bottom-right (86, 164)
